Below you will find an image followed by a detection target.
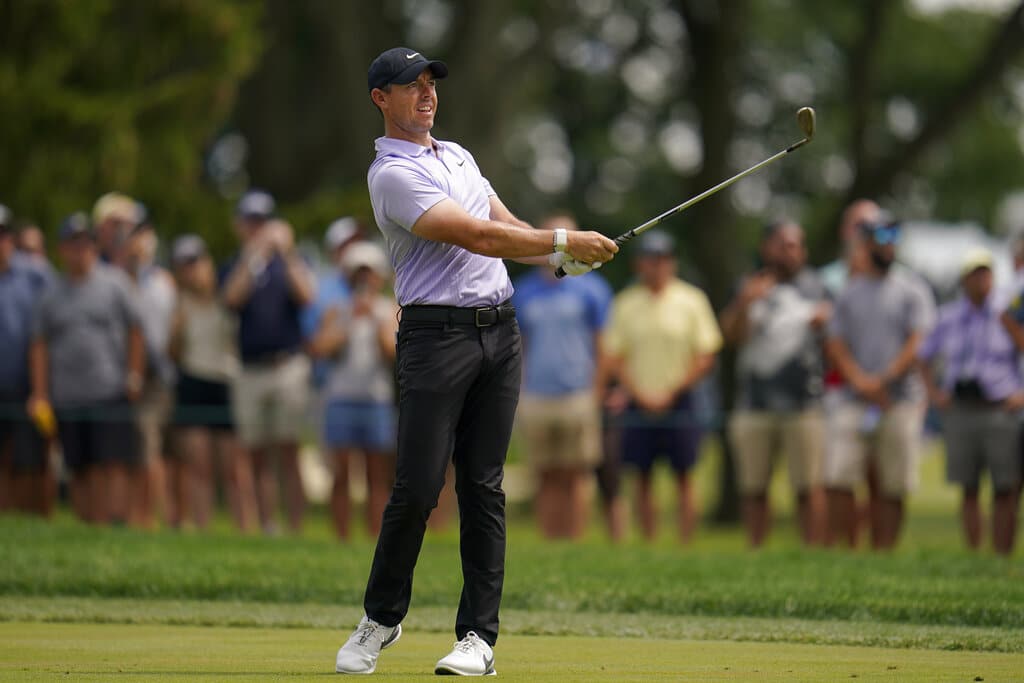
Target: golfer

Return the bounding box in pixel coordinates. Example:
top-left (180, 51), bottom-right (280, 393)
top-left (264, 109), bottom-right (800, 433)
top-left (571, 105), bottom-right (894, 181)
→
top-left (335, 48), bottom-right (617, 676)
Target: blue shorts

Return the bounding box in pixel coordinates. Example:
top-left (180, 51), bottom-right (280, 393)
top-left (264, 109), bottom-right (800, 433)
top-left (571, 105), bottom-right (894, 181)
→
top-left (323, 400), bottom-right (396, 452)
top-left (621, 393), bottom-right (702, 475)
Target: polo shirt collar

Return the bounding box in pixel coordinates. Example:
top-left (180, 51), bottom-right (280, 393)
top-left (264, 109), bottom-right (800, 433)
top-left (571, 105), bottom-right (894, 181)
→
top-left (375, 136), bottom-right (444, 158)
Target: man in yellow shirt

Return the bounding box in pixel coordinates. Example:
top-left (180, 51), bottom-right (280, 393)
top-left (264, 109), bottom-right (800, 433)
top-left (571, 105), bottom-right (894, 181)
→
top-left (599, 230), bottom-right (722, 542)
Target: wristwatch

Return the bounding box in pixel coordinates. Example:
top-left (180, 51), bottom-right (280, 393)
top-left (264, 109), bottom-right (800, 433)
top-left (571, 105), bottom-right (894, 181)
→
top-left (553, 228), bottom-right (568, 253)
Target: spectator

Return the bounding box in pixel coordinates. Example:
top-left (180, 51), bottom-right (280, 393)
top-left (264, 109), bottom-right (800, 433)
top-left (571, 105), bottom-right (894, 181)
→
top-left (123, 211), bottom-right (177, 527)
top-left (91, 192), bottom-right (137, 267)
top-left (720, 220), bottom-right (829, 547)
top-left (29, 213), bottom-right (145, 524)
top-left (309, 241), bottom-right (398, 540)
top-left (15, 224), bottom-right (49, 267)
top-left (599, 230), bottom-right (722, 542)
top-left (920, 248), bottom-right (1022, 555)
top-left (169, 235), bottom-right (257, 532)
top-left (222, 191), bottom-right (315, 534)
top-left (0, 204), bottom-right (54, 515)
top-left (824, 217), bottom-right (935, 549)
top-left (512, 213), bottom-right (612, 540)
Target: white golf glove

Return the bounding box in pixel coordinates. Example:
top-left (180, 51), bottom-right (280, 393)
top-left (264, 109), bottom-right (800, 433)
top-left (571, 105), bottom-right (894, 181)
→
top-left (548, 252), bottom-right (602, 276)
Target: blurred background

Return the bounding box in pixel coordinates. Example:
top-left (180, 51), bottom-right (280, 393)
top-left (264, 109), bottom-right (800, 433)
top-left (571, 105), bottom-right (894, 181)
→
top-left (3, 0), bottom-right (1024, 296)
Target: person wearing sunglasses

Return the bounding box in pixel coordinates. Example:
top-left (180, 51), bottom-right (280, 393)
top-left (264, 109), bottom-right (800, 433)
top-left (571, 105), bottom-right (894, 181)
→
top-left (823, 217), bottom-right (936, 550)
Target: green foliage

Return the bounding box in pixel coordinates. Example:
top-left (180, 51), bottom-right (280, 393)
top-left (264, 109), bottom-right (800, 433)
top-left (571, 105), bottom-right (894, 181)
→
top-left (0, 0), bottom-right (263, 255)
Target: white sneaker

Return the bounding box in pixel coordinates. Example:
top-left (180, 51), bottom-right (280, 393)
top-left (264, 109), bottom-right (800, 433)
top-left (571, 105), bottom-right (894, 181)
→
top-left (434, 632), bottom-right (497, 676)
top-left (335, 615), bottom-right (402, 674)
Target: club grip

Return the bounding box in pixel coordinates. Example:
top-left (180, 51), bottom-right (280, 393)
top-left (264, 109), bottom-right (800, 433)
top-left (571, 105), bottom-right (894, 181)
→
top-left (555, 230), bottom-right (637, 278)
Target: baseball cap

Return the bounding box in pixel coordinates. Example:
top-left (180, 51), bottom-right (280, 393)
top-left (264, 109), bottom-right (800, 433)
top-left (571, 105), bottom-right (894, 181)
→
top-left (960, 247), bottom-right (994, 278)
top-left (0, 204), bottom-right (12, 234)
top-left (58, 212), bottom-right (93, 242)
top-left (92, 192), bottom-right (137, 225)
top-left (171, 234), bottom-right (207, 266)
top-left (324, 217), bottom-right (359, 251)
top-left (341, 241), bottom-right (390, 278)
top-left (236, 189), bottom-right (276, 220)
top-left (637, 230), bottom-right (676, 257)
top-left (367, 47), bottom-right (448, 93)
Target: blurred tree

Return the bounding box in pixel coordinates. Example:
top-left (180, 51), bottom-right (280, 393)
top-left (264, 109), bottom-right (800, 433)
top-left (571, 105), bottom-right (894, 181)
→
top-left (0, 0), bottom-right (263, 255)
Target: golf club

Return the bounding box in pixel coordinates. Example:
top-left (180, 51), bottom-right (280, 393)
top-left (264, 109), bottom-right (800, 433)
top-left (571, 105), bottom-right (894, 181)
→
top-left (555, 106), bottom-right (816, 278)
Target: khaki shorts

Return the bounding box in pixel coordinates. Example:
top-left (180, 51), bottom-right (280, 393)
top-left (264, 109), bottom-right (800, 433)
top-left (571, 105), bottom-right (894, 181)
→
top-left (232, 354), bottom-right (310, 447)
top-left (516, 391), bottom-right (601, 470)
top-left (824, 400), bottom-right (924, 497)
top-left (137, 380), bottom-right (173, 463)
top-left (728, 409), bottom-right (824, 495)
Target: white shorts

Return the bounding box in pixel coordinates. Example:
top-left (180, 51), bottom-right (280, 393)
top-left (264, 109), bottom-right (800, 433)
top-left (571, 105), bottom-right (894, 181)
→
top-left (824, 399), bottom-right (925, 497)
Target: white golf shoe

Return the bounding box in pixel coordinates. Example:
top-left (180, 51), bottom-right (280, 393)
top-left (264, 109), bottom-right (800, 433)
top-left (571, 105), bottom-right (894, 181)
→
top-left (434, 631), bottom-right (497, 676)
top-left (335, 615), bottom-right (402, 674)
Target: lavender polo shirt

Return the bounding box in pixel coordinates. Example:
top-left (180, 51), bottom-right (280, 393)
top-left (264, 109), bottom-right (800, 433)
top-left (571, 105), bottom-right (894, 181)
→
top-left (919, 295), bottom-right (1022, 401)
top-left (368, 136), bottom-right (514, 307)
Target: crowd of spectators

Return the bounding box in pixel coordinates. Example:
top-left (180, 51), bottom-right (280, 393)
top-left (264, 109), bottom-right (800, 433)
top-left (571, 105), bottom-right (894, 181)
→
top-left (0, 193), bottom-right (1021, 553)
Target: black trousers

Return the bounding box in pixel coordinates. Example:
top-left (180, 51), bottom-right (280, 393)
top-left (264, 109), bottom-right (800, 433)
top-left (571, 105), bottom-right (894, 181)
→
top-left (363, 316), bottom-right (521, 646)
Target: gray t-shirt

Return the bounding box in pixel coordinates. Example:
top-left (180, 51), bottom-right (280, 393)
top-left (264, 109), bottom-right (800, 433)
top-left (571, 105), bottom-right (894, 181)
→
top-left (323, 296), bottom-right (396, 404)
top-left (33, 264), bottom-right (143, 405)
top-left (736, 269), bottom-right (828, 411)
top-left (827, 268), bottom-right (936, 401)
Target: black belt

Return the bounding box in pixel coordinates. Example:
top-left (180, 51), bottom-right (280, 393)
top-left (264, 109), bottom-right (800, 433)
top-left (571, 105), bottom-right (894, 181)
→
top-left (401, 302), bottom-right (516, 328)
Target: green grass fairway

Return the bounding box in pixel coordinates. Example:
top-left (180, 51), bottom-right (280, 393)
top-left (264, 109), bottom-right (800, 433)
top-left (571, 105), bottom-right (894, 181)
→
top-left (2, 622), bottom-right (1022, 682)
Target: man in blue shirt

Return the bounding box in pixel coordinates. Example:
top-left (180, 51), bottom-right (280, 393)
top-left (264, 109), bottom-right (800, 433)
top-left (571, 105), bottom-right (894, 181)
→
top-left (512, 214), bottom-right (613, 540)
top-left (0, 204), bottom-right (52, 514)
top-left (222, 190), bottom-right (316, 534)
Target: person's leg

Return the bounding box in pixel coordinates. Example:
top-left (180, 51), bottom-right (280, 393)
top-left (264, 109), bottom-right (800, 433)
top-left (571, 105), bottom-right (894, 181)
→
top-left (0, 422), bottom-right (12, 511)
top-left (331, 447), bottom-right (352, 540)
top-left (364, 322), bottom-right (480, 630)
top-left (277, 441), bottom-right (305, 533)
top-left (565, 466), bottom-right (591, 540)
top-left (535, 468), bottom-right (560, 539)
top-left (451, 321), bottom-right (522, 646)
top-left (823, 402), bottom-right (866, 547)
top-left (215, 431), bottom-right (257, 533)
top-left (178, 427), bottom-right (213, 529)
top-left (783, 410), bottom-right (827, 546)
top-left (675, 472), bottom-right (697, 544)
top-left (960, 487), bottom-right (982, 549)
top-left (992, 491), bottom-right (1018, 555)
top-left (873, 403), bottom-right (923, 550)
top-left (730, 412), bottom-right (776, 547)
top-left (597, 413), bottom-right (626, 543)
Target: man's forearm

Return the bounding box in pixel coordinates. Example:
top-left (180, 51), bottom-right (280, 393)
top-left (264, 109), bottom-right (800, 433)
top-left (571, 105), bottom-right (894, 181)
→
top-left (671, 353), bottom-right (716, 397)
top-left (29, 338), bottom-right (48, 399)
top-left (826, 337), bottom-right (866, 385)
top-left (883, 332), bottom-right (923, 382)
top-left (127, 326), bottom-right (146, 378)
top-left (222, 262), bottom-right (255, 309)
top-left (282, 253), bottom-right (315, 306)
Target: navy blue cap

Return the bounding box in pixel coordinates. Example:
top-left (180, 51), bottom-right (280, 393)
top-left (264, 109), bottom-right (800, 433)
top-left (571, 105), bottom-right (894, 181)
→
top-left (637, 230), bottom-right (676, 257)
top-left (0, 204), bottom-right (12, 232)
top-left (58, 212), bottom-right (93, 242)
top-left (368, 47), bottom-right (448, 93)
top-left (236, 189), bottom-right (276, 220)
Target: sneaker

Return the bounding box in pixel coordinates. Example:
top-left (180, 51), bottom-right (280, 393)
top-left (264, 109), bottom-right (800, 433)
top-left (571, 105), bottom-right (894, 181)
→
top-left (434, 632), bottom-right (497, 676)
top-left (335, 615), bottom-right (402, 674)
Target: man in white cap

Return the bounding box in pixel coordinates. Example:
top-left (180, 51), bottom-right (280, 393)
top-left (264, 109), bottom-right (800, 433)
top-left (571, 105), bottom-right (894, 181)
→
top-left (924, 248), bottom-right (1024, 555)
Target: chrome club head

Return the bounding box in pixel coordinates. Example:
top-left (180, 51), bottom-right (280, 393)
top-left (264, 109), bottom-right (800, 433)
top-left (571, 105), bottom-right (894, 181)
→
top-left (797, 106), bottom-right (816, 140)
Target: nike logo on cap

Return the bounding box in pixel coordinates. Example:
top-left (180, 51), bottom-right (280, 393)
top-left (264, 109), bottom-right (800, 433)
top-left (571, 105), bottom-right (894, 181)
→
top-left (405, 52), bottom-right (419, 59)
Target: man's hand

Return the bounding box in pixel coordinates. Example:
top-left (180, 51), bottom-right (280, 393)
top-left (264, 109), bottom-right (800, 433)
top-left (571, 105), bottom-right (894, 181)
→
top-left (810, 301), bottom-right (832, 330)
top-left (566, 230), bottom-right (618, 265)
top-left (929, 388), bottom-right (952, 410)
top-left (26, 394), bottom-right (56, 439)
top-left (739, 272), bottom-right (775, 306)
top-left (1003, 392), bottom-right (1024, 412)
top-left (603, 386), bottom-right (630, 415)
top-left (852, 374), bottom-right (890, 407)
top-left (636, 390), bottom-right (675, 414)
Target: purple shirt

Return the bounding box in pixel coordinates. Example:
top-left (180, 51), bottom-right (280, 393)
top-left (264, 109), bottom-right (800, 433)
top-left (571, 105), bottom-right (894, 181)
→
top-left (919, 295), bottom-right (1021, 401)
top-left (368, 136), bottom-right (514, 307)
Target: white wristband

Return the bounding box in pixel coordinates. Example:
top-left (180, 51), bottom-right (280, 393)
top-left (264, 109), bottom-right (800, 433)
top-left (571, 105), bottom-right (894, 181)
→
top-left (553, 228), bottom-right (568, 253)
